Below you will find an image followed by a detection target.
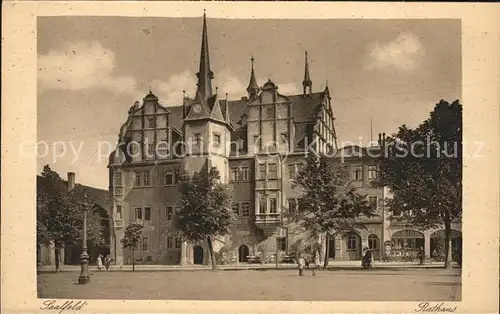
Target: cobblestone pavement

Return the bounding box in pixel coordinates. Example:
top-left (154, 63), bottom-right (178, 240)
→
top-left (37, 268), bottom-right (461, 301)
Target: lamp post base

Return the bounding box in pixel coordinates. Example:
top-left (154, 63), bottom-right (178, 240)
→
top-left (78, 250), bottom-right (90, 285)
top-left (78, 275), bottom-right (90, 285)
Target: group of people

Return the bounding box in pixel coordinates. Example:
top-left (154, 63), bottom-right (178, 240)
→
top-left (96, 254), bottom-right (112, 271)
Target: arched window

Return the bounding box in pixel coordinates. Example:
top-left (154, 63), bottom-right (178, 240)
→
top-left (347, 234), bottom-right (358, 250)
top-left (368, 234), bottom-right (379, 250)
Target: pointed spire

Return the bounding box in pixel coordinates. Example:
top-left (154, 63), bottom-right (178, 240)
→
top-left (195, 10), bottom-right (214, 103)
top-left (302, 51), bottom-right (312, 95)
top-left (247, 55), bottom-right (259, 99)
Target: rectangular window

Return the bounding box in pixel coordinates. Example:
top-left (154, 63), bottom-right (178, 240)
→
top-left (269, 198), bottom-right (277, 213)
top-left (166, 206), bottom-right (173, 221)
top-left (175, 237), bottom-right (181, 249)
top-left (353, 166), bottom-right (363, 181)
top-left (164, 171), bottom-right (175, 185)
top-left (114, 170), bottom-right (122, 185)
top-left (147, 143), bottom-right (155, 156)
top-left (193, 133), bottom-right (201, 146)
top-left (277, 237), bottom-right (287, 251)
top-left (144, 207), bottom-right (151, 221)
top-left (258, 164), bottom-right (266, 179)
top-left (267, 107), bottom-right (275, 118)
top-left (167, 236), bottom-right (173, 249)
top-left (143, 171), bottom-right (151, 186)
top-left (368, 165), bottom-right (378, 179)
top-left (114, 186), bottom-right (123, 196)
top-left (259, 199), bottom-right (266, 214)
top-left (231, 168), bottom-right (240, 182)
top-left (213, 133), bottom-right (221, 147)
top-left (268, 163), bottom-right (277, 179)
top-left (135, 207), bottom-right (142, 220)
top-left (241, 202), bottom-right (250, 217)
top-left (116, 205), bottom-right (122, 220)
top-left (147, 117), bottom-right (156, 128)
top-left (232, 203), bottom-right (239, 216)
top-left (287, 164), bottom-right (296, 179)
top-left (280, 133), bottom-right (288, 144)
top-left (288, 199), bottom-right (297, 212)
top-left (142, 237), bottom-right (149, 251)
top-left (241, 167), bottom-right (249, 181)
top-left (368, 196), bottom-right (378, 208)
top-left (134, 172), bottom-right (142, 187)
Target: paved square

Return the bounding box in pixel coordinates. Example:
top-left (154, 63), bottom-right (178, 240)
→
top-left (38, 268), bottom-right (461, 301)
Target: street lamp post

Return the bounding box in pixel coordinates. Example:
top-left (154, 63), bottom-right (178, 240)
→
top-left (78, 193), bottom-right (91, 284)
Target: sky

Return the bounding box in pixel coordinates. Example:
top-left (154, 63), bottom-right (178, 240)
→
top-left (37, 16), bottom-right (461, 189)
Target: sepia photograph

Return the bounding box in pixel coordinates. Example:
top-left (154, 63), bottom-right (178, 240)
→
top-left (3, 1), bottom-right (500, 313)
top-left (34, 12), bottom-right (466, 302)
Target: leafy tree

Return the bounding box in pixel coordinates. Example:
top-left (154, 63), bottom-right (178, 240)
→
top-left (120, 223), bottom-right (144, 271)
top-left (175, 163), bottom-right (234, 270)
top-left (292, 153), bottom-right (375, 268)
top-left (37, 165), bottom-right (105, 270)
top-left (374, 100), bottom-right (462, 269)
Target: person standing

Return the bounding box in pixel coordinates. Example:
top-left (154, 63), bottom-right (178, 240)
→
top-left (104, 254), bottom-right (112, 271)
top-left (298, 254), bottom-right (305, 276)
top-left (96, 254), bottom-right (103, 272)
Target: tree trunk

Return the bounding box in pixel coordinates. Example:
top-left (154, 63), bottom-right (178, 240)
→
top-left (444, 219), bottom-right (453, 269)
top-left (132, 247), bottom-right (135, 272)
top-left (54, 247), bottom-right (60, 272)
top-left (323, 234), bottom-right (330, 269)
top-left (207, 236), bottom-right (217, 271)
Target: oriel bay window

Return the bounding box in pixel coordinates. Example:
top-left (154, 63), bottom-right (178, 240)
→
top-left (268, 163), bottom-right (277, 179)
top-left (269, 198), bottom-right (277, 214)
top-left (259, 198), bottom-right (267, 214)
top-left (258, 164), bottom-right (266, 179)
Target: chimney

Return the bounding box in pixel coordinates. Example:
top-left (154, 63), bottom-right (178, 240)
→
top-left (67, 172), bottom-right (75, 192)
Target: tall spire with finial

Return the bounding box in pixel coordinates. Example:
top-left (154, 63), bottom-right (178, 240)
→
top-left (247, 55), bottom-right (259, 100)
top-left (195, 10), bottom-right (214, 103)
top-left (302, 51), bottom-right (312, 96)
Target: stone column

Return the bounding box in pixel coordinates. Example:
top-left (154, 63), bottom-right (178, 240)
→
top-left (115, 231), bottom-right (124, 266)
top-left (424, 232), bottom-right (431, 258)
top-left (180, 241), bottom-right (188, 265)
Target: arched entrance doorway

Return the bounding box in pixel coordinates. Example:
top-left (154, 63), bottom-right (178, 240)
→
top-left (238, 245), bottom-right (249, 262)
top-left (391, 230), bottom-right (424, 261)
top-left (193, 245), bottom-right (204, 265)
top-left (368, 234), bottom-right (380, 260)
top-left (430, 230), bottom-right (462, 261)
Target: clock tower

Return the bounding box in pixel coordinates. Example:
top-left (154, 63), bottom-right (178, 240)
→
top-left (182, 12), bottom-right (232, 183)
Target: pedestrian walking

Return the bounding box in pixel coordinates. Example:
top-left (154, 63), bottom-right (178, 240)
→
top-left (417, 247), bottom-right (425, 265)
top-left (104, 254), bottom-right (112, 271)
top-left (297, 254), bottom-right (305, 276)
top-left (96, 254), bottom-right (103, 272)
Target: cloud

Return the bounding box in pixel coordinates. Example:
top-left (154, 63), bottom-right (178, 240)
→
top-left (364, 32), bottom-right (424, 71)
top-left (38, 41), bottom-right (136, 94)
top-left (150, 70), bottom-right (197, 106)
top-left (148, 70), bottom-right (301, 105)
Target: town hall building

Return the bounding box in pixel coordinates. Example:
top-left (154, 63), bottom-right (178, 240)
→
top-left (106, 13), bottom-right (462, 267)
